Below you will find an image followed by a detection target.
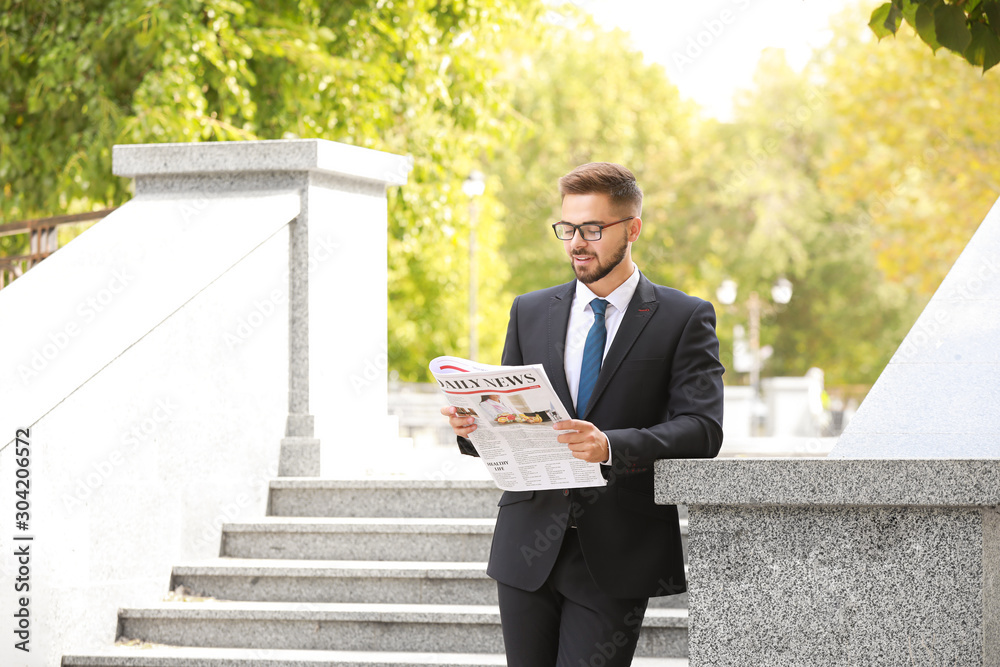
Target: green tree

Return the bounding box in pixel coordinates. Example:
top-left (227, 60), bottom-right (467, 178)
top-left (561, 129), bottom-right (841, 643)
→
top-left (869, 0), bottom-right (1000, 72)
top-left (487, 15), bottom-right (904, 387)
top-left (821, 5), bottom-right (1000, 295)
top-left (680, 49), bottom-right (914, 387)
top-left (1, 0), bottom-right (545, 380)
top-left (490, 9), bottom-right (701, 300)
top-left (718, 5), bottom-right (1000, 386)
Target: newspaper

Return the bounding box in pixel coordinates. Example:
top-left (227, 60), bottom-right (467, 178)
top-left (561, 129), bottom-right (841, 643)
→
top-left (430, 356), bottom-right (607, 492)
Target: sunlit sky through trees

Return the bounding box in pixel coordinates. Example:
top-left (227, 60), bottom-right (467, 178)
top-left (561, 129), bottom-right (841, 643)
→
top-left (571, 0), bottom-right (877, 119)
top-left (5, 1), bottom-right (996, 385)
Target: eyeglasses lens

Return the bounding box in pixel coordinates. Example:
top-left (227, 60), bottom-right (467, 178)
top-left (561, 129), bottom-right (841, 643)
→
top-left (553, 224), bottom-right (601, 241)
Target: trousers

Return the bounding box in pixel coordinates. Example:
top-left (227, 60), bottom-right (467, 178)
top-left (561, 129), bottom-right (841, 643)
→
top-left (496, 529), bottom-right (649, 667)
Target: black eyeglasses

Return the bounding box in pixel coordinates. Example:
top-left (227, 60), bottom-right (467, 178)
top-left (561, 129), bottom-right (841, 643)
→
top-left (551, 217), bottom-right (634, 241)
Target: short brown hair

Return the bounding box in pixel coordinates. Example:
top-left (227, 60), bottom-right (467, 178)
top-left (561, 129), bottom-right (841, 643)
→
top-left (558, 162), bottom-right (643, 216)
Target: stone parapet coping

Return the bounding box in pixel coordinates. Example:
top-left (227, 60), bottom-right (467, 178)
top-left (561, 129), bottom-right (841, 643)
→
top-left (113, 139), bottom-right (413, 187)
top-left (654, 457), bottom-right (1000, 507)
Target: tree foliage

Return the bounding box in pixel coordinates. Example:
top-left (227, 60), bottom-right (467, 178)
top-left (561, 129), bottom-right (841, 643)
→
top-left (3, 0), bottom-right (997, 391)
top-left (1, 0), bottom-right (543, 380)
top-left (490, 22), bottom-right (918, 387)
top-left (821, 7), bottom-right (1000, 296)
top-left (725, 7), bottom-right (1000, 385)
top-left (490, 8), bottom-right (997, 387)
top-left (490, 10), bottom-right (700, 300)
top-left (703, 52), bottom-right (890, 385)
top-left (870, 0), bottom-right (1000, 72)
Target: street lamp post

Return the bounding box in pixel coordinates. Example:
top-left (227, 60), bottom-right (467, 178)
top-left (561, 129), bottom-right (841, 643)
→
top-left (747, 290), bottom-right (762, 426)
top-left (463, 171), bottom-right (485, 361)
top-left (717, 278), bottom-right (792, 435)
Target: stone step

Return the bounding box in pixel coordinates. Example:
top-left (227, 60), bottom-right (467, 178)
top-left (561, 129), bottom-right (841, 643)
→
top-left (267, 479), bottom-right (689, 521)
top-left (267, 480), bottom-right (502, 519)
top-left (63, 646), bottom-right (689, 667)
top-left (170, 558), bottom-right (688, 609)
top-left (171, 559), bottom-right (495, 605)
top-left (115, 602), bottom-right (688, 658)
top-left (220, 518), bottom-right (496, 562)
top-left (221, 517), bottom-right (688, 564)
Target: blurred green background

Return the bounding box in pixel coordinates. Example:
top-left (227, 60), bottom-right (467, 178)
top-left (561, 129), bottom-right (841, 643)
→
top-left (3, 0), bottom-right (998, 399)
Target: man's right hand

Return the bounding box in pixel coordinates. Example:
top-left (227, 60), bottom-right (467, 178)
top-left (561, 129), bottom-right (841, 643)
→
top-left (441, 405), bottom-right (477, 437)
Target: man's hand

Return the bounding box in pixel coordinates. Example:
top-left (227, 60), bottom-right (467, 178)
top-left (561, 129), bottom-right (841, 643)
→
top-left (554, 419), bottom-right (609, 463)
top-left (441, 406), bottom-right (477, 437)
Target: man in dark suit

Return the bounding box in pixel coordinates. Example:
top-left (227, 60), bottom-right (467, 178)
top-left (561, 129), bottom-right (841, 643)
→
top-left (442, 162), bottom-right (724, 666)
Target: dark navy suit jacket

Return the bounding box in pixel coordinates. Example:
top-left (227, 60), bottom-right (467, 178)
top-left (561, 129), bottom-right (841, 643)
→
top-left (459, 273), bottom-right (724, 599)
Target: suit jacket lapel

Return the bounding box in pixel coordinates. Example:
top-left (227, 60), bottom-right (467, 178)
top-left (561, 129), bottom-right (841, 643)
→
top-left (580, 274), bottom-right (658, 420)
top-left (547, 281), bottom-right (577, 418)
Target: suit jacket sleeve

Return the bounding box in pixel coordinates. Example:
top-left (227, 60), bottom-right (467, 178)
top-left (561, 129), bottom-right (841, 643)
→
top-left (603, 299), bottom-right (724, 465)
top-left (499, 294), bottom-right (524, 366)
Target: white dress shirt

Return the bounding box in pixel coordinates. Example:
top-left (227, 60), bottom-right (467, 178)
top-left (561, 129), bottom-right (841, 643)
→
top-left (563, 263), bottom-right (641, 465)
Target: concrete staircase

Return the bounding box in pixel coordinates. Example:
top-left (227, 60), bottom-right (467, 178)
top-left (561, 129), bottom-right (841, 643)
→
top-left (62, 480), bottom-right (689, 666)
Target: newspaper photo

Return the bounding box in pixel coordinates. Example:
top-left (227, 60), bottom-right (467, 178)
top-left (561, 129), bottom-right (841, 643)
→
top-left (430, 356), bottom-right (607, 492)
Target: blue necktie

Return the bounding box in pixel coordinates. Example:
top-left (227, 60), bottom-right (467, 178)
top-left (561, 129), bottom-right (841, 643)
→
top-left (576, 298), bottom-right (608, 415)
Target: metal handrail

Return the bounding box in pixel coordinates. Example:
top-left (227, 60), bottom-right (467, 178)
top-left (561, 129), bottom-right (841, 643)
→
top-left (0, 207), bottom-right (118, 289)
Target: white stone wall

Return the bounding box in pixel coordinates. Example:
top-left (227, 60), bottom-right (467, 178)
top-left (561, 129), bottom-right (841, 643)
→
top-left (0, 203), bottom-right (293, 666)
top-left (0, 139), bottom-right (412, 666)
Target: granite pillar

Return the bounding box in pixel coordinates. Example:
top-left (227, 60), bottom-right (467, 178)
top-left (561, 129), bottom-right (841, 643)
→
top-left (655, 195), bottom-right (1000, 666)
top-left (113, 140), bottom-right (412, 476)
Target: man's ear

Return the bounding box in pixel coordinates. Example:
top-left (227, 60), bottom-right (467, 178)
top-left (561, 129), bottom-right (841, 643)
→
top-left (627, 217), bottom-right (642, 242)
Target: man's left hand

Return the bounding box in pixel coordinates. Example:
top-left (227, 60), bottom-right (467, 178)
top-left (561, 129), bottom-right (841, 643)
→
top-left (554, 419), bottom-right (609, 463)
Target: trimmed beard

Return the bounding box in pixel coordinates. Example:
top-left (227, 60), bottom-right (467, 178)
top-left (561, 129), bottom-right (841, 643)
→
top-left (571, 234), bottom-right (628, 284)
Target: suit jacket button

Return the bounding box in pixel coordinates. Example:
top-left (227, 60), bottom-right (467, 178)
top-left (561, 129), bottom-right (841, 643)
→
top-left (563, 489), bottom-right (570, 496)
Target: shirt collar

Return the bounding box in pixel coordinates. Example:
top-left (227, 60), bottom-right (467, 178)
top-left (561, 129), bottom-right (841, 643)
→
top-left (573, 263), bottom-right (641, 314)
